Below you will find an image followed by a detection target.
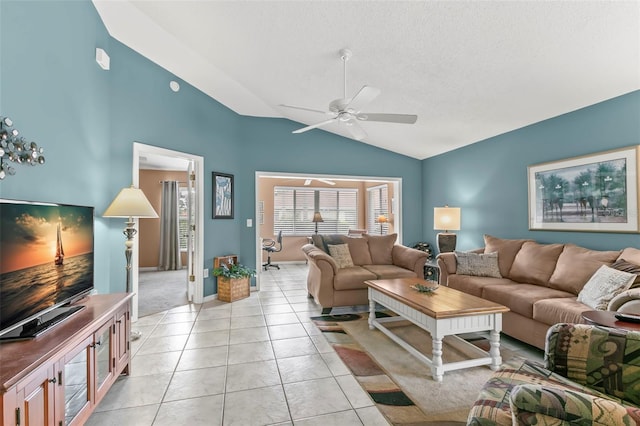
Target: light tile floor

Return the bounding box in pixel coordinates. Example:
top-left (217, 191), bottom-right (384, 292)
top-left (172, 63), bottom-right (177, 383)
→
top-left (87, 264), bottom-right (390, 426)
top-left (87, 263), bottom-right (543, 426)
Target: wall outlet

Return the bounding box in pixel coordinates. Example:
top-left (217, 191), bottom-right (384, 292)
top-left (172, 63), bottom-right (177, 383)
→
top-left (203, 268), bottom-right (209, 278)
top-left (246, 218), bottom-right (253, 227)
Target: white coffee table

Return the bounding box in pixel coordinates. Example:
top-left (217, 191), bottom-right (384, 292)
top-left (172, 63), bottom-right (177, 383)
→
top-left (366, 277), bottom-right (509, 382)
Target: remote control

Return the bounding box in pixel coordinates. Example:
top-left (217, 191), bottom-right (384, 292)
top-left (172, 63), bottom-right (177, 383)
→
top-left (615, 313), bottom-right (640, 323)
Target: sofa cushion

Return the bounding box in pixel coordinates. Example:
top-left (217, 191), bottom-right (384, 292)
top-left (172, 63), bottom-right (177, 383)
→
top-left (467, 358), bottom-right (606, 426)
top-left (484, 234), bottom-right (532, 278)
top-left (532, 298), bottom-right (589, 326)
top-left (362, 264), bottom-right (417, 280)
top-left (618, 247), bottom-right (640, 265)
top-left (548, 244), bottom-right (621, 294)
top-left (508, 241), bottom-right (564, 286)
top-left (577, 265), bottom-right (636, 310)
top-left (327, 244), bottom-right (354, 268)
top-left (455, 251), bottom-right (501, 278)
top-left (482, 283), bottom-right (574, 318)
top-left (344, 236), bottom-right (372, 266)
top-left (333, 267), bottom-right (378, 291)
top-left (363, 233), bottom-right (397, 264)
top-left (447, 275), bottom-right (513, 298)
top-left (611, 258), bottom-right (640, 286)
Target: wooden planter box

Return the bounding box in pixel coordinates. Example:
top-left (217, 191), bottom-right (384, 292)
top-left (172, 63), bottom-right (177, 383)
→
top-left (217, 276), bottom-right (250, 302)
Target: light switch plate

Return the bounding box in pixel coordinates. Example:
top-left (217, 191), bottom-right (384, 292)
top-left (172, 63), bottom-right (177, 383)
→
top-left (246, 219), bottom-right (253, 227)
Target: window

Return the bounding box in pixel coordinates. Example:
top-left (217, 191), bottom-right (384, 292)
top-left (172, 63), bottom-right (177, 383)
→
top-left (274, 187), bottom-right (358, 235)
top-left (178, 187), bottom-right (191, 251)
top-left (367, 185), bottom-right (389, 235)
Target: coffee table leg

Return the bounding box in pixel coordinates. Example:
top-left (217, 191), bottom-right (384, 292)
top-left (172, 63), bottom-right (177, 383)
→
top-left (489, 329), bottom-right (502, 370)
top-left (368, 298), bottom-right (376, 330)
top-left (431, 337), bottom-right (444, 382)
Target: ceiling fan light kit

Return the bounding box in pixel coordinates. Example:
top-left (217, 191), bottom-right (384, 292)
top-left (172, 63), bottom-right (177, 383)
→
top-left (281, 48), bottom-right (417, 141)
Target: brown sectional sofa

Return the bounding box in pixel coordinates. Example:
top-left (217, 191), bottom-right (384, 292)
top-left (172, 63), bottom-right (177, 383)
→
top-left (302, 233), bottom-right (429, 314)
top-left (437, 235), bottom-right (640, 349)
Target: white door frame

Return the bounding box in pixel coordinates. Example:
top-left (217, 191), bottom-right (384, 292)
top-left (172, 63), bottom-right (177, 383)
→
top-left (131, 142), bottom-right (205, 321)
top-left (254, 171), bottom-right (402, 290)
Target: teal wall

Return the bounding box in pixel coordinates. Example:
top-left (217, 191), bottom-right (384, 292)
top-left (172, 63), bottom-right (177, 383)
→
top-left (423, 91), bottom-right (640, 252)
top-left (0, 0), bottom-right (422, 296)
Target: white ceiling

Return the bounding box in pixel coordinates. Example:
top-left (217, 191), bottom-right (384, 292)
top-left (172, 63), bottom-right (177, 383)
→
top-left (93, 1), bottom-right (640, 160)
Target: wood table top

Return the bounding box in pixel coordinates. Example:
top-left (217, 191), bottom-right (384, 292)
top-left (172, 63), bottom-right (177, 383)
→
top-left (582, 310), bottom-right (640, 332)
top-left (365, 278), bottom-right (509, 319)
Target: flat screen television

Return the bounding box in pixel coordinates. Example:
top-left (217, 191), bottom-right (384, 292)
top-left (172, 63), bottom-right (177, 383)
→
top-left (0, 199), bottom-right (95, 341)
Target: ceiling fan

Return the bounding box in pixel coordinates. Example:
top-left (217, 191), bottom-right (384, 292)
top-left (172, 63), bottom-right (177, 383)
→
top-left (280, 49), bottom-right (418, 141)
top-left (303, 178), bottom-right (335, 186)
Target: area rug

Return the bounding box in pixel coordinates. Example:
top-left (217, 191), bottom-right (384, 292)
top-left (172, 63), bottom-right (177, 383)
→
top-left (311, 312), bottom-right (521, 425)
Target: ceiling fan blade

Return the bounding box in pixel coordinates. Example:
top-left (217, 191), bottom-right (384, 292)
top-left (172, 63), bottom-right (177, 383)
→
top-left (356, 113), bottom-right (418, 124)
top-left (279, 104), bottom-right (330, 115)
top-left (345, 86), bottom-right (381, 112)
top-left (317, 178), bottom-right (336, 186)
top-left (292, 118), bottom-right (337, 134)
top-left (345, 119), bottom-right (367, 140)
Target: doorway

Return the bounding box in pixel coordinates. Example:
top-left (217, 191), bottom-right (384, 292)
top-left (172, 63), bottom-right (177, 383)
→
top-left (254, 171), bottom-right (402, 290)
top-left (132, 142), bottom-right (204, 321)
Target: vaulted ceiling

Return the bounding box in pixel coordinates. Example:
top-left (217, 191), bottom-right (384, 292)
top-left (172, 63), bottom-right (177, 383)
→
top-left (94, 1), bottom-right (640, 160)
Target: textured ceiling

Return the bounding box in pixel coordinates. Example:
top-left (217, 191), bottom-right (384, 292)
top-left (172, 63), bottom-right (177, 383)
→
top-left (93, 1), bottom-right (640, 160)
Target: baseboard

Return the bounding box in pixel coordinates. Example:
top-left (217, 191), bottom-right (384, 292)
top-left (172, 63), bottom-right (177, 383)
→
top-left (139, 267), bottom-right (188, 272)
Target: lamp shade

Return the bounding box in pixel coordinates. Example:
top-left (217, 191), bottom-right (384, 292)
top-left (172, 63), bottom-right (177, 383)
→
top-left (312, 212), bottom-right (324, 223)
top-left (433, 207), bottom-right (460, 231)
top-left (376, 215), bottom-right (388, 224)
top-left (103, 186), bottom-right (159, 218)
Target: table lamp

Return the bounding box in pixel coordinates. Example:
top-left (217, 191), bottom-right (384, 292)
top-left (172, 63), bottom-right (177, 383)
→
top-left (433, 206), bottom-right (460, 253)
top-left (312, 211), bottom-right (324, 234)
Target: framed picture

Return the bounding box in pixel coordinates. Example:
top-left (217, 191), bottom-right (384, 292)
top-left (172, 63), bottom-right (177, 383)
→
top-left (213, 172), bottom-right (234, 219)
top-left (528, 145), bottom-right (639, 232)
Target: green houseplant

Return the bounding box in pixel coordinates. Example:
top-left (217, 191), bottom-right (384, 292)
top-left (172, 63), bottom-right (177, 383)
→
top-left (212, 262), bottom-right (256, 279)
top-left (212, 260), bottom-right (255, 302)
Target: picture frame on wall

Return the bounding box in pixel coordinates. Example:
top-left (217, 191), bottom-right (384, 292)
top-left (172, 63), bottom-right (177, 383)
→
top-left (213, 172), bottom-right (234, 219)
top-left (528, 145), bottom-right (639, 233)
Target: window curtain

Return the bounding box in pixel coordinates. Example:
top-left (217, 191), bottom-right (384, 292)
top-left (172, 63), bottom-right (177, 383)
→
top-left (158, 181), bottom-right (182, 271)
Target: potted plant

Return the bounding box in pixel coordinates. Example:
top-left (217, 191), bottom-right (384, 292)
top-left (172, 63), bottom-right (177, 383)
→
top-left (212, 260), bottom-right (255, 302)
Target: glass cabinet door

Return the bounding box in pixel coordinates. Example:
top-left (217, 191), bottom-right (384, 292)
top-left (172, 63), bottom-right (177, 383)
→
top-left (96, 325), bottom-right (111, 388)
top-left (63, 336), bottom-right (92, 425)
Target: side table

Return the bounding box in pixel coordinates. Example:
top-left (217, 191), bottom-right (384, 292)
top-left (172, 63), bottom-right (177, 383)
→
top-left (582, 310), bottom-right (640, 332)
top-left (424, 259), bottom-right (439, 283)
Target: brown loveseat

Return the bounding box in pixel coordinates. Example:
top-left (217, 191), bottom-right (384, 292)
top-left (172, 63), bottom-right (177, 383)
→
top-left (302, 233), bottom-right (429, 314)
top-left (437, 235), bottom-right (640, 349)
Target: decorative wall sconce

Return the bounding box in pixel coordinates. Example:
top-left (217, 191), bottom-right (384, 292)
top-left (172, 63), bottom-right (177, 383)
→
top-left (0, 117), bottom-right (45, 180)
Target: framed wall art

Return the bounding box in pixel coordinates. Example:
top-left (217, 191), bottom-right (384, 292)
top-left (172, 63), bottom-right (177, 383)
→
top-left (528, 145), bottom-right (639, 232)
top-left (213, 172), bottom-right (234, 219)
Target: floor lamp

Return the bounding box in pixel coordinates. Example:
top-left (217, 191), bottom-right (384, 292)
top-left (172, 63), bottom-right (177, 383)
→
top-left (433, 206), bottom-right (461, 253)
top-left (104, 186), bottom-right (158, 340)
top-left (376, 215), bottom-right (388, 235)
top-left (312, 212), bottom-right (324, 234)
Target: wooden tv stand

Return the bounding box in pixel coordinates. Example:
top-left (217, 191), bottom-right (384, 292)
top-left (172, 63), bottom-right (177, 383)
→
top-left (0, 293), bottom-right (132, 426)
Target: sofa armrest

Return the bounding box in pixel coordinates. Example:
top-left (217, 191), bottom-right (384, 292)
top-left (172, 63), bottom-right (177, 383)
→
top-left (509, 384), bottom-right (638, 425)
top-left (302, 244), bottom-right (339, 274)
top-left (392, 245), bottom-right (429, 276)
top-left (545, 323), bottom-right (640, 405)
top-left (608, 288), bottom-right (640, 313)
top-left (436, 252), bottom-right (457, 285)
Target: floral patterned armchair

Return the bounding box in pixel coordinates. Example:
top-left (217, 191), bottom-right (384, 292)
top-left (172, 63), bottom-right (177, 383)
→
top-left (468, 323), bottom-right (640, 425)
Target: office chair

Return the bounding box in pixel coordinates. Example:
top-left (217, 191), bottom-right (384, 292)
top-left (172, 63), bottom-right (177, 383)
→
top-left (262, 230), bottom-right (283, 271)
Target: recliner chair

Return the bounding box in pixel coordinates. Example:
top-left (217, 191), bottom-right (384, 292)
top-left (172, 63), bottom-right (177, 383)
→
top-left (262, 230), bottom-right (283, 270)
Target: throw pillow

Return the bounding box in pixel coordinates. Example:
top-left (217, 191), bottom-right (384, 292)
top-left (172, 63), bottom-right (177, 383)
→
top-left (577, 265), bottom-right (636, 310)
top-left (455, 251), bottom-right (502, 278)
top-left (328, 244), bottom-right (355, 269)
top-left (483, 234), bottom-right (532, 278)
top-left (611, 258), bottom-right (640, 286)
top-left (363, 233), bottom-right (397, 264)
